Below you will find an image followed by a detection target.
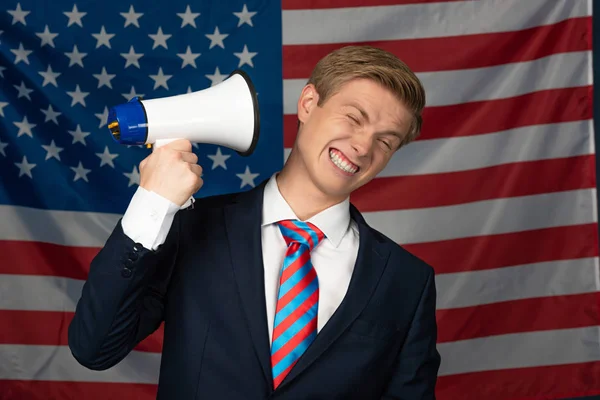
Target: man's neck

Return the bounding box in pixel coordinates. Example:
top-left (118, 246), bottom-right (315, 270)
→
top-left (276, 159), bottom-right (346, 221)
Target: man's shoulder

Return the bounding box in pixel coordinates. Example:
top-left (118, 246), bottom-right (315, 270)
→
top-left (364, 223), bottom-right (435, 278)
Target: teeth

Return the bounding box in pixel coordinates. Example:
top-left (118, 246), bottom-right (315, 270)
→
top-left (329, 150), bottom-right (358, 174)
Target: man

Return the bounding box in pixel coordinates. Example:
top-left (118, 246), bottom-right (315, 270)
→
top-left (69, 45), bottom-right (441, 399)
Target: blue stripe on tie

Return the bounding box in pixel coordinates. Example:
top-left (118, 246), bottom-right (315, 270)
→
top-left (279, 224), bottom-right (311, 247)
top-left (272, 329), bottom-right (317, 379)
top-left (271, 302), bottom-right (318, 354)
top-left (292, 220), bottom-right (319, 248)
top-left (277, 257), bottom-right (311, 299)
top-left (281, 245), bottom-right (303, 272)
top-left (273, 276), bottom-right (318, 328)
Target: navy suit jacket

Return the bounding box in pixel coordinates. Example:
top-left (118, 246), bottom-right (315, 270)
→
top-left (69, 179), bottom-right (441, 399)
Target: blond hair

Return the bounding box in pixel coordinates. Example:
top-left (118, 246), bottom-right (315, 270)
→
top-left (304, 45), bottom-right (425, 147)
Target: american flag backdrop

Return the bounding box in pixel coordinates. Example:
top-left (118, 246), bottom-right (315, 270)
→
top-left (0, 0), bottom-right (598, 399)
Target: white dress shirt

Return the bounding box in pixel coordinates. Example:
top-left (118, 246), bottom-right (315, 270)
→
top-left (121, 173), bottom-right (359, 344)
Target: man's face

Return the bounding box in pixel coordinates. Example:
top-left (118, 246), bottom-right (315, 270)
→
top-left (294, 78), bottom-right (412, 200)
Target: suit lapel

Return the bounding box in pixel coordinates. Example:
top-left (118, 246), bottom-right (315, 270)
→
top-left (223, 180), bottom-right (274, 388)
top-left (277, 204), bottom-right (391, 389)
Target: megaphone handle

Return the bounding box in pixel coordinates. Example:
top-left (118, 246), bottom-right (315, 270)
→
top-left (153, 139), bottom-right (195, 210)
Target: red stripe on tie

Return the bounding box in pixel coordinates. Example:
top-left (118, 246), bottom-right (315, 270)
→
top-left (276, 264), bottom-right (316, 316)
top-left (273, 289), bottom-right (319, 342)
top-left (286, 221), bottom-right (317, 248)
top-left (279, 247), bottom-right (311, 288)
top-left (272, 315), bottom-right (318, 366)
top-left (273, 360), bottom-right (298, 388)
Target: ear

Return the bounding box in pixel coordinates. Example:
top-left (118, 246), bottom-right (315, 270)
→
top-left (297, 84), bottom-right (319, 124)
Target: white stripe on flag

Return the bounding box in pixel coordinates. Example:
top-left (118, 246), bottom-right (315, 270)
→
top-left (282, 0), bottom-right (590, 45)
top-left (283, 51), bottom-right (591, 113)
top-left (1, 189), bottom-right (595, 248)
top-left (382, 120), bottom-right (593, 177)
top-left (363, 189), bottom-right (597, 244)
top-left (0, 275), bottom-right (82, 312)
top-left (0, 205), bottom-right (119, 246)
top-left (435, 257), bottom-right (599, 309)
top-left (437, 326), bottom-right (600, 376)
top-left (0, 344), bottom-right (160, 383)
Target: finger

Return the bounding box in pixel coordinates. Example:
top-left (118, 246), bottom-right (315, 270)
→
top-left (163, 139), bottom-right (192, 152)
top-left (188, 163), bottom-right (203, 177)
top-left (179, 151), bottom-right (199, 164)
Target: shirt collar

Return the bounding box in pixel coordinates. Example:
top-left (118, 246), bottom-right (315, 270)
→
top-left (261, 173), bottom-right (351, 248)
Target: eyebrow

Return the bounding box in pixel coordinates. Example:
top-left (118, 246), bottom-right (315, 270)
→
top-left (344, 102), bottom-right (404, 139)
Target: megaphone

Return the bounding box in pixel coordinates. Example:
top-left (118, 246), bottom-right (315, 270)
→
top-left (106, 69), bottom-right (260, 209)
top-left (106, 69), bottom-right (260, 155)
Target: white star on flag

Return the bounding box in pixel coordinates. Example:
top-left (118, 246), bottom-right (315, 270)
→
top-left (234, 45), bottom-right (257, 67)
top-left (237, 166), bottom-right (259, 188)
top-left (92, 26), bottom-right (115, 49)
top-left (95, 107), bottom-right (109, 128)
top-left (14, 116), bottom-right (36, 137)
top-left (206, 26), bottom-right (228, 49)
top-left (67, 85), bottom-right (89, 107)
top-left (206, 67), bottom-right (227, 86)
top-left (11, 43), bottom-right (32, 65)
top-left (0, 102), bottom-right (8, 117)
top-left (39, 65), bottom-right (61, 87)
top-left (122, 86), bottom-right (145, 101)
top-left (71, 162), bottom-right (92, 182)
top-left (64, 4), bottom-right (86, 27)
top-left (120, 5), bottom-right (143, 28)
top-left (150, 67), bottom-right (172, 90)
top-left (177, 46), bottom-right (201, 68)
top-left (124, 166), bottom-right (140, 187)
top-left (40, 104), bottom-right (62, 124)
top-left (41, 140), bottom-right (64, 161)
top-left (233, 4), bottom-right (257, 27)
top-left (8, 3), bottom-right (30, 25)
top-left (120, 46), bottom-right (144, 68)
top-left (15, 156), bottom-right (36, 178)
top-left (69, 124), bottom-right (90, 145)
top-left (208, 147), bottom-right (231, 170)
top-left (93, 67), bottom-right (116, 89)
top-left (14, 81), bottom-right (33, 100)
top-left (149, 27), bottom-right (171, 49)
top-left (65, 45), bottom-right (87, 67)
top-left (36, 25), bottom-right (59, 47)
top-left (0, 140), bottom-right (8, 156)
top-left (177, 5), bottom-right (200, 28)
top-left (96, 146), bottom-right (119, 168)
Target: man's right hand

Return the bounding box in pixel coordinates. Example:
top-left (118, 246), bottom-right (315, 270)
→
top-left (139, 139), bottom-right (203, 206)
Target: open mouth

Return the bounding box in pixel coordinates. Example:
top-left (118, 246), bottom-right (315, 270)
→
top-left (329, 148), bottom-right (359, 175)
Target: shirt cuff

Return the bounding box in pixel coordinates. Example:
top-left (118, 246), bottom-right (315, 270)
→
top-left (121, 186), bottom-right (180, 251)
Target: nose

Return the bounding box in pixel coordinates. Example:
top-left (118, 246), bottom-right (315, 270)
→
top-left (350, 132), bottom-right (371, 157)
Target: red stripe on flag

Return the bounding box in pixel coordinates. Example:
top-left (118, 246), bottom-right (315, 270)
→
top-left (284, 86), bottom-right (592, 147)
top-left (352, 155), bottom-right (596, 212)
top-left (0, 240), bottom-right (97, 279)
top-left (437, 292), bottom-right (600, 343)
top-left (282, 0), bottom-right (466, 10)
top-left (283, 17), bottom-right (591, 77)
top-left (420, 86), bottom-right (592, 141)
top-left (0, 310), bottom-right (164, 353)
top-left (0, 380), bottom-right (158, 400)
top-left (436, 361), bottom-right (600, 400)
top-left (404, 223), bottom-right (599, 274)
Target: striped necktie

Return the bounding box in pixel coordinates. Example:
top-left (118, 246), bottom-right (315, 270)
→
top-left (271, 219), bottom-right (325, 389)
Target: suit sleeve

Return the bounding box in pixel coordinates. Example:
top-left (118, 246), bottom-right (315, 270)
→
top-left (381, 267), bottom-right (441, 399)
top-left (68, 209), bottom-right (181, 371)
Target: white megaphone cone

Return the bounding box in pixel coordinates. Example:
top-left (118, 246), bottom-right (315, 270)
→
top-left (106, 69), bottom-right (260, 208)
